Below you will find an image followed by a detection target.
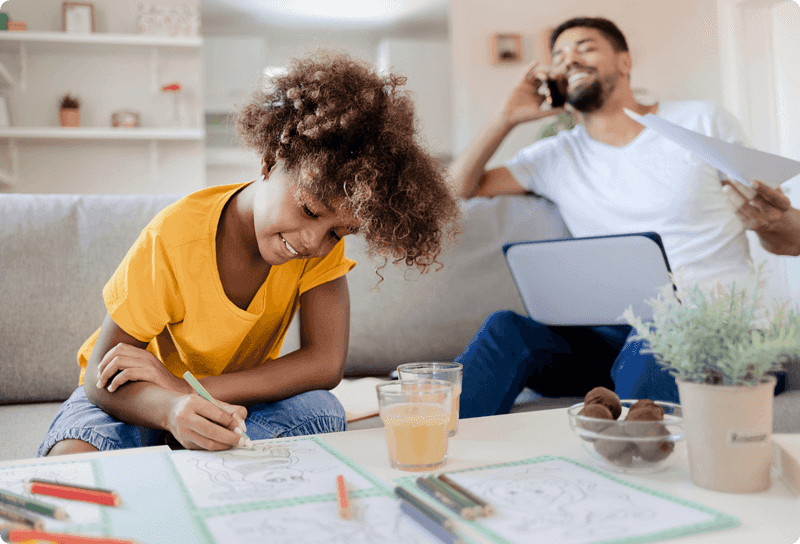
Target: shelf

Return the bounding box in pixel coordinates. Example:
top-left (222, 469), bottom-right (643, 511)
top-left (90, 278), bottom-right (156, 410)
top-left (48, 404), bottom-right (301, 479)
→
top-left (0, 127), bottom-right (205, 141)
top-left (0, 31), bottom-right (202, 52)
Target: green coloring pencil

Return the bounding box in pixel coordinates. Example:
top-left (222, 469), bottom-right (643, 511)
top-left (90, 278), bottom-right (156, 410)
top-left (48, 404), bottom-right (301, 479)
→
top-left (393, 486), bottom-right (456, 532)
top-left (0, 487), bottom-right (68, 520)
top-left (182, 370), bottom-right (252, 448)
top-left (437, 474), bottom-right (496, 517)
top-left (420, 477), bottom-right (479, 520)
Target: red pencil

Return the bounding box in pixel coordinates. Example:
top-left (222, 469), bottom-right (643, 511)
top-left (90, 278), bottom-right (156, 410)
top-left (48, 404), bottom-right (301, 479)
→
top-left (336, 474), bottom-right (353, 520)
top-left (0, 527), bottom-right (140, 544)
top-left (25, 479), bottom-right (121, 507)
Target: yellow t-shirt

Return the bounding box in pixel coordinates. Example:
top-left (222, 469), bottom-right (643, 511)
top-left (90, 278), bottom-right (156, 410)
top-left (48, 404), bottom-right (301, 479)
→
top-left (77, 183), bottom-right (356, 384)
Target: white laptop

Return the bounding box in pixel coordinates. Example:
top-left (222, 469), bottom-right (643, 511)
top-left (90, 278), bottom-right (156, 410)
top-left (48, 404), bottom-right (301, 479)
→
top-left (503, 233), bottom-right (675, 326)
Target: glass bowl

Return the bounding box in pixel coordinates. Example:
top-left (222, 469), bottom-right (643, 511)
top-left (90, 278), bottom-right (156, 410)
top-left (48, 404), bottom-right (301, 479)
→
top-left (567, 400), bottom-right (685, 474)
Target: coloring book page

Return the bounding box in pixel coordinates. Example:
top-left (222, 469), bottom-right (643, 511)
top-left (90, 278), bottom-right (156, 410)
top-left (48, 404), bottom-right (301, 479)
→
top-left (0, 461), bottom-right (103, 529)
top-left (168, 437), bottom-right (379, 510)
top-left (202, 495), bottom-right (464, 544)
top-left (396, 456), bottom-right (738, 544)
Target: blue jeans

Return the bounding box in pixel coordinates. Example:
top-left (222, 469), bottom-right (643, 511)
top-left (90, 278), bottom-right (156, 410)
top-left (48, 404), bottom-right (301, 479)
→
top-left (455, 310), bottom-right (680, 418)
top-left (38, 386), bottom-right (347, 457)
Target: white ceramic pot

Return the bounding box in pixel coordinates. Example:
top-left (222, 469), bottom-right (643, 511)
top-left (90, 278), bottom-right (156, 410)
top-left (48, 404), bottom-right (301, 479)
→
top-left (677, 377), bottom-right (775, 493)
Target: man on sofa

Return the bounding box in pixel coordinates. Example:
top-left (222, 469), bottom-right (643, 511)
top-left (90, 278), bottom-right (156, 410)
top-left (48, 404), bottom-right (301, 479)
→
top-left (449, 16), bottom-right (800, 418)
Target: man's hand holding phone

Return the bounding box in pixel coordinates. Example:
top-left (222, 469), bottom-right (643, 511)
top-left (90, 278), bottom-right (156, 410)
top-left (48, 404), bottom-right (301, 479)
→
top-left (500, 61), bottom-right (566, 127)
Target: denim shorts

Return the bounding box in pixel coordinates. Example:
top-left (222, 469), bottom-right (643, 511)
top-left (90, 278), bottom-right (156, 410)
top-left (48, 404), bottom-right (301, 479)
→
top-left (38, 386), bottom-right (347, 457)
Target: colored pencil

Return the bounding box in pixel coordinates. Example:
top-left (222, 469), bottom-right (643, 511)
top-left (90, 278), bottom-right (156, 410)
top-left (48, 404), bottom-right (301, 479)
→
top-left (393, 486), bottom-right (455, 532)
top-left (0, 527), bottom-right (142, 544)
top-left (0, 486), bottom-right (68, 520)
top-left (25, 480), bottom-right (120, 507)
top-left (335, 475), bottom-right (353, 520)
top-left (399, 500), bottom-right (464, 544)
top-left (182, 370), bottom-right (253, 448)
top-left (417, 477), bottom-right (478, 520)
top-left (437, 474), bottom-right (496, 517)
top-left (0, 503), bottom-right (44, 529)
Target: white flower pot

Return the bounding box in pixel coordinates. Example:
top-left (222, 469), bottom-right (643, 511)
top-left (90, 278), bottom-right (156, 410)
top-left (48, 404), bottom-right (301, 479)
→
top-left (677, 377), bottom-right (775, 493)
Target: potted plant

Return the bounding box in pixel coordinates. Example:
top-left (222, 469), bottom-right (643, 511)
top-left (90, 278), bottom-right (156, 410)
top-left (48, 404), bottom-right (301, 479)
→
top-left (622, 269), bottom-right (800, 492)
top-left (59, 94), bottom-right (81, 128)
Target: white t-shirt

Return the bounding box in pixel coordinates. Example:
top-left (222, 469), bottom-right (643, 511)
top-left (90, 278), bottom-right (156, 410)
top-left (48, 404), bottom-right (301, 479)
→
top-left (506, 100), bottom-right (754, 289)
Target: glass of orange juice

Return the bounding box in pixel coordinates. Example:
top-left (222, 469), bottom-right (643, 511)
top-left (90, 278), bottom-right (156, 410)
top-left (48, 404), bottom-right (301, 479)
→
top-left (376, 379), bottom-right (452, 471)
top-left (397, 362), bottom-right (463, 436)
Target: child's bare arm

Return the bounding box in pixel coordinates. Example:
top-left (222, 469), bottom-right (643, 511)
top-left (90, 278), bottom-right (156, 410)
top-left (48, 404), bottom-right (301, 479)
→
top-left (84, 313), bottom-right (246, 450)
top-left (200, 275), bottom-right (350, 405)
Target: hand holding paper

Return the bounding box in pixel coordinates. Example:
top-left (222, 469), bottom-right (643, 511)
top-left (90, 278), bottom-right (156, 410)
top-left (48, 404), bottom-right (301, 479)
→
top-left (624, 108), bottom-right (800, 189)
top-left (723, 179), bottom-right (800, 256)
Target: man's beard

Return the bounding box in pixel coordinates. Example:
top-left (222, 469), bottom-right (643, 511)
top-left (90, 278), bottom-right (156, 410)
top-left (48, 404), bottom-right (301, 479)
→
top-left (567, 71), bottom-right (619, 113)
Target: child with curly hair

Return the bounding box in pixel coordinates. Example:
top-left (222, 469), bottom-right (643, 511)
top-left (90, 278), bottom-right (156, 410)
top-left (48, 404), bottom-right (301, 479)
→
top-left (40, 51), bottom-right (459, 456)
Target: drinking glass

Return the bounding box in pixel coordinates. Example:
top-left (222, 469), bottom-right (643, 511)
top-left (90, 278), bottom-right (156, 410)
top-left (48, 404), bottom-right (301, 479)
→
top-left (376, 379), bottom-right (452, 471)
top-left (397, 362), bottom-right (463, 436)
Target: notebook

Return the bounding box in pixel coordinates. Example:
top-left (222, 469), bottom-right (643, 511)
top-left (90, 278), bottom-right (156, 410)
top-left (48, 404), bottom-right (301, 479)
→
top-left (503, 232), bottom-right (674, 326)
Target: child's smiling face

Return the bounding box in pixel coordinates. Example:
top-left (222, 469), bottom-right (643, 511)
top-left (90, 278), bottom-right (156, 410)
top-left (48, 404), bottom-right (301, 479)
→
top-left (252, 160), bottom-right (359, 265)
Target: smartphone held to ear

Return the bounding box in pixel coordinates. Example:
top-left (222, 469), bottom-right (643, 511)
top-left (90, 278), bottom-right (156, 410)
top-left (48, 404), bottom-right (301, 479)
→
top-left (540, 76), bottom-right (567, 108)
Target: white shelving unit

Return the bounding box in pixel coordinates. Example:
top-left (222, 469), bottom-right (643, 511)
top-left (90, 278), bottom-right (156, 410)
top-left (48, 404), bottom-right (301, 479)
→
top-left (0, 127), bottom-right (204, 140)
top-left (0, 31), bottom-right (205, 189)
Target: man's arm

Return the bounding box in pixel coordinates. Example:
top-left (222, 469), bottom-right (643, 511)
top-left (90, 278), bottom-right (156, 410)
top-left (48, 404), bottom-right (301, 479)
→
top-left (199, 275), bottom-right (351, 405)
top-left (449, 61), bottom-right (562, 199)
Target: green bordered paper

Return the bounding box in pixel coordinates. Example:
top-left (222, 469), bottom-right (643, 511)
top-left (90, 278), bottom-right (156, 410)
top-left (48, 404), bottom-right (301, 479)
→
top-left (0, 458), bottom-right (112, 536)
top-left (395, 455), bottom-right (739, 544)
top-left (0, 436), bottom-right (475, 544)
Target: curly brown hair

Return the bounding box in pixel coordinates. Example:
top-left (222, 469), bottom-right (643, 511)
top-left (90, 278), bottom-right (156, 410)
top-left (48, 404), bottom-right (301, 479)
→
top-left (235, 50), bottom-right (460, 272)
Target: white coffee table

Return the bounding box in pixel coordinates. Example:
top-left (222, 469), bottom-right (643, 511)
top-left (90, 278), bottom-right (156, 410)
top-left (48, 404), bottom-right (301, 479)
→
top-left (2, 409), bottom-right (797, 544)
top-left (324, 408), bottom-right (800, 544)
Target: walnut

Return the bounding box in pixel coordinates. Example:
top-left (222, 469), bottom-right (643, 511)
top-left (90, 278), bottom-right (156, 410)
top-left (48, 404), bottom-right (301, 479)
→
top-left (584, 386), bottom-right (622, 419)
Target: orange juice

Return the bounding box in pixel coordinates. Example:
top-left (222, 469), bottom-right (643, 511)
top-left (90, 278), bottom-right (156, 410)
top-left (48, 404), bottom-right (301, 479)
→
top-left (381, 403), bottom-right (449, 470)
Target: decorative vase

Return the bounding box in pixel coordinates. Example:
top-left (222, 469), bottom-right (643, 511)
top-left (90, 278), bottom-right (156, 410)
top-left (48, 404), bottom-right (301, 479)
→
top-left (59, 108), bottom-right (81, 128)
top-left (677, 377), bottom-right (775, 493)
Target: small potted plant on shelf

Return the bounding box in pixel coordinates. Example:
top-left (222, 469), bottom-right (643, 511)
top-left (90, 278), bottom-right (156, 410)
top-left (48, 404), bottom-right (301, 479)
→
top-left (622, 268), bottom-right (800, 493)
top-left (59, 94), bottom-right (81, 128)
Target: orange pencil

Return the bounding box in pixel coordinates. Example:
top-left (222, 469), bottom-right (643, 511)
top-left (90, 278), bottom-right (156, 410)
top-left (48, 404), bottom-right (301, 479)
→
top-left (25, 479), bottom-right (121, 507)
top-left (335, 475), bottom-right (353, 520)
top-left (0, 526), bottom-right (141, 544)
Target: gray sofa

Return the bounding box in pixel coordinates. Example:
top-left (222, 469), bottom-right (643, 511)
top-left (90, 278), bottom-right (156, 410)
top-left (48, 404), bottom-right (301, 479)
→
top-left (2, 192), bottom-right (798, 462)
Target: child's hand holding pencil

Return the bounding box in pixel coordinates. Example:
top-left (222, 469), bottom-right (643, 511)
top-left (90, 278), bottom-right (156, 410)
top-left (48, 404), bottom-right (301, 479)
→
top-left (180, 371), bottom-right (252, 450)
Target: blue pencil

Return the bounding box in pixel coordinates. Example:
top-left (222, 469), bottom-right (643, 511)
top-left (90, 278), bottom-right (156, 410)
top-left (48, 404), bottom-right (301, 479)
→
top-left (399, 500), bottom-right (465, 544)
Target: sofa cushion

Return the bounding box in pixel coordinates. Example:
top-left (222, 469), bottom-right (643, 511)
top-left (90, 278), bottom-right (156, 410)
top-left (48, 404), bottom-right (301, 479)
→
top-left (0, 193), bottom-right (183, 403)
top-left (334, 195), bottom-right (569, 376)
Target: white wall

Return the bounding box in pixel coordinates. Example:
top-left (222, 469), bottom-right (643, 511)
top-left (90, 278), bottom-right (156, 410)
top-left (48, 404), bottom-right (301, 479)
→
top-left (450, 0), bottom-right (724, 166)
top-left (201, 26), bottom-right (453, 188)
top-left (0, 0), bottom-right (204, 194)
top-left (378, 38), bottom-right (453, 160)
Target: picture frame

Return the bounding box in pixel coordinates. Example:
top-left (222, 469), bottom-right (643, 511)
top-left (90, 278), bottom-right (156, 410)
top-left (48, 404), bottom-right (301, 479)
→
top-left (491, 33), bottom-right (523, 64)
top-left (62, 2), bottom-right (95, 34)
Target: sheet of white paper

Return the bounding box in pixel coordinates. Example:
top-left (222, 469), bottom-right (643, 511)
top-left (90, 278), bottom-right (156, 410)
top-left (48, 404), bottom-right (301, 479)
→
top-left (169, 440), bottom-right (375, 510)
top-left (398, 457), bottom-right (737, 544)
top-left (203, 495), bottom-right (451, 544)
top-left (330, 377), bottom-right (386, 421)
top-left (624, 108), bottom-right (800, 189)
top-left (0, 462), bottom-right (102, 528)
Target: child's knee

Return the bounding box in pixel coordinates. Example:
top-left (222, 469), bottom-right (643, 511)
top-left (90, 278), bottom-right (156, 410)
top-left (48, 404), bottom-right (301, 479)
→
top-left (46, 439), bottom-right (99, 457)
